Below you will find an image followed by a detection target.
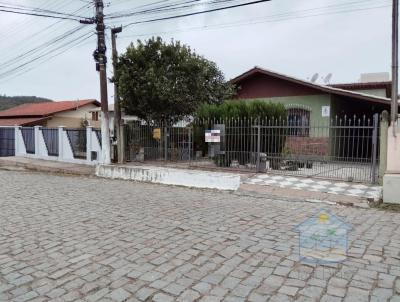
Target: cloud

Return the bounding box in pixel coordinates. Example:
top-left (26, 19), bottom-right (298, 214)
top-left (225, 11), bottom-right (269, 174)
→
top-left (0, 0), bottom-right (392, 100)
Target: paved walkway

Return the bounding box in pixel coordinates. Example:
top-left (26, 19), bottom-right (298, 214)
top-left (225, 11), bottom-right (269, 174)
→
top-left (243, 174), bottom-right (382, 201)
top-left (0, 156), bottom-right (95, 176)
top-left (0, 170), bottom-right (399, 302)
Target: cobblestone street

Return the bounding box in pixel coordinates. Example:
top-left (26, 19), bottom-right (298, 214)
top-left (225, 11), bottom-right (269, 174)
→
top-left (0, 170), bottom-right (399, 302)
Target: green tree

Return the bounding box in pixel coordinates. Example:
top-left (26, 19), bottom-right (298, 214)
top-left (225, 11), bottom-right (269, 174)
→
top-left (115, 37), bottom-right (234, 122)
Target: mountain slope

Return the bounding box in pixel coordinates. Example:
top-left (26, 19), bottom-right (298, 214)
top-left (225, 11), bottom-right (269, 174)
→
top-left (0, 95), bottom-right (52, 111)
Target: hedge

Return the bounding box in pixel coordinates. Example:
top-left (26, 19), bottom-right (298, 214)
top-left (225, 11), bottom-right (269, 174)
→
top-left (194, 101), bottom-right (288, 167)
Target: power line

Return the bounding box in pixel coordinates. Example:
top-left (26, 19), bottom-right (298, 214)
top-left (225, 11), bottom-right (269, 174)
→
top-left (0, 30), bottom-right (95, 81)
top-left (0, 4), bottom-right (91, 59)
top-left (106, 0), bottom-right (240, 20)
top-left (0, 26), bottom-right (86, 68)
top-left (0, 32), bottom-right (95, 84)
top-left (0, 0), bottom-right (87, 40)
top-left (119, 0), bottom-right (390, 38)
top-left (0, 4), bottom-right (89, 19)
top-left (0, 8), bottom-right (86, 21)
top-left (122, 0), bottom-right (271, 28)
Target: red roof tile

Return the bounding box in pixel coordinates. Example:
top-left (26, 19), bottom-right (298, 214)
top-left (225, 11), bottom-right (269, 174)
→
top-left (0, 99), bottom-right (100, 118)
top-left (0, 117), bottom-right (50, 126)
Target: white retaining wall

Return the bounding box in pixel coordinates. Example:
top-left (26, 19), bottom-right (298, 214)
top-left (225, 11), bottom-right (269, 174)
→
top-left (96, 164), bottom-right (241, 191)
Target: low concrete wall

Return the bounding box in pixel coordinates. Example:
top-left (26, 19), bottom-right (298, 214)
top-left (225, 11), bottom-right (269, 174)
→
top-left (383, 174), bottom-right (400, 204)
top-left (96, 165), bottom-right (241, 191)
top-left (383, 124), bottom-right (400, 204)
top-left (14, 126), bottom-right (102, 165)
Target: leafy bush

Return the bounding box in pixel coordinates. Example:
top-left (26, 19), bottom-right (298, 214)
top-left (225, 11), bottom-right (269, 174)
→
top-left (196, 100), bottom-right (287, 121)
top-left (195, 101), bottom-right (288, 166)
top-left (116, 37), bottom-right (235, 123)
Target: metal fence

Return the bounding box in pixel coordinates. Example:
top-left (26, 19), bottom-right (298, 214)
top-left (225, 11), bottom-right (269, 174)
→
top-left (21, 127), bottom-right (35, 154)
top-left (66, 129), bottom-right (87, 159)
top-left (42, 128), bottom-right (59, 156)
top-left (0, 128), bottom-right (15, 157)
top-left (124, 114), bottom-right (380, 183)
top-left (125, 121), bottom-right (192, 162)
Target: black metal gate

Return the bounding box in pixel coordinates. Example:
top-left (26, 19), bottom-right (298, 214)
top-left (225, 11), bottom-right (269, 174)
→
top-left (0, 128), bottom-right (15, 157)
top-left (125, 122), bottom-right (192, 162)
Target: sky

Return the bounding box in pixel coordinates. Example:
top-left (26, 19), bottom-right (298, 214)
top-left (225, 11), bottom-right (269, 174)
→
top-left (0, 0), bottom-right (393, 102)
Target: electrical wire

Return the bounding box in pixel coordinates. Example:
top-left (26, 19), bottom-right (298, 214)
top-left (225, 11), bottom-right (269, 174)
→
top-left (0, 8), bottom-right (85, 21)
top-left (122, 0), bottom-right (271, 27)
top-left (0, 30), bottom-right (95, 81)
top-left (119, 2), bottom-right (390, 40)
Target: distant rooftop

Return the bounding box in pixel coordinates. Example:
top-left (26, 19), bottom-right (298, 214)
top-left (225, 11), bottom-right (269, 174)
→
top-left (359, 72), bottom-right (390, 83)
top-left (0, 100), bottom-right (99, 118)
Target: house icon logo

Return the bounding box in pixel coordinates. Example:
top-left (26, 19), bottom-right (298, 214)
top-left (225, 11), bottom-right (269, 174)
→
top-left (295, 210), bottom-right (352, 264)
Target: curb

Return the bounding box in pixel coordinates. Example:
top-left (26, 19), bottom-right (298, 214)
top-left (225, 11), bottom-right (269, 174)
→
top-left (234, 189), bottom-right (371, 209)
top-left (0, 159), bottom-right (95, 177)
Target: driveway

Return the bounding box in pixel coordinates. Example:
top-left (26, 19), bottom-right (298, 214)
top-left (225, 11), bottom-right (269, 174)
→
top-left (0, 170), bottom-right (399, 302)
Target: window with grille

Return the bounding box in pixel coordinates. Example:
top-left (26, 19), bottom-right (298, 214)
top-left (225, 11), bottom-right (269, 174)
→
top-left (92, 111), bottom-right (99, 121)
top-left (287, 108), bottom-right (310, 136)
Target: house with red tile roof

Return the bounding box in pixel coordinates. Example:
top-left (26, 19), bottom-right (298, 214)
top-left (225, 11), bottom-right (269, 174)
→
top-left (0, 100), bottom-right (101, 128)
top-left (231, 67), bottom-right (392, 125)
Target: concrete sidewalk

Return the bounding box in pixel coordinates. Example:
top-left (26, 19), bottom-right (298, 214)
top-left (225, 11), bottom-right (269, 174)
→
top-left (0, 156), bottom-right (95, 176)
top-left (0, 157), bottom-right (375, 207)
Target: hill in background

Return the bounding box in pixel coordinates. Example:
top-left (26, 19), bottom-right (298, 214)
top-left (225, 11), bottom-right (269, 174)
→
top-left (0, 95), bottom-right (52, 111)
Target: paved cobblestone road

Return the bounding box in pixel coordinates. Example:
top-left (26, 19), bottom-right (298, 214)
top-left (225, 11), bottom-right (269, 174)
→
top-left (0, 170), bottom-right (400, 302)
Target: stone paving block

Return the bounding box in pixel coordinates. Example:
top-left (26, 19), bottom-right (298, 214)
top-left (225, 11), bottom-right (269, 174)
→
top-left (221, 276), bottom-right (241, 290)
top-left (177, 289), bottom-right (201, 302)
top-left (152, 293), bottom-right (174, 302)
top-left (163, 282), bottom-right (185, 296)
top-left (326, 285), bottom-right (346, 298)
top-left (299, 286), bottom-right (323, 299)
top-left (0, 170), bottom-right (400, 302)
top-left (14, 290), bottom-right (39, 302)
top-left (108, 288), bottom-right (131, 302)
top-left (343, 287), bottom-right (370, 302)
top-left (320, 294), bottom-right (342, 302)
top-left (199, 296), bottom-right (223, 302)
top-left (138, 271), bottom-right (164, 282)
top-left (86, 288), bottom-right (110, 302)
top-left (11, 275), bottom-right (34, 286)
top-left (135, 287), bottom-right (156, 301)
top-left (371, 287), bottom-right (393, 301)
top-left (230, 284), bottom-right (253, 298)
top-left (192, 282), bottom-right (212, 294)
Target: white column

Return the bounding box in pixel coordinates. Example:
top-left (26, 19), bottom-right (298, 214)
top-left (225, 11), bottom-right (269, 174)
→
top-left (14, 126), bottom-right (19, 156)
top-left (86, 126), bottom-right (92, 163)
top-left (58, 127), bottom-right (64, 161)
top-left (34, 126), bottom-right (41, 157)
top-left (383, 117), bottom-right (400, 204)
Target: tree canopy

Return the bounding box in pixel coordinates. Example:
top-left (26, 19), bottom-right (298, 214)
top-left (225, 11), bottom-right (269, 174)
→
top-left (115, 37), bottom-right (234, 122)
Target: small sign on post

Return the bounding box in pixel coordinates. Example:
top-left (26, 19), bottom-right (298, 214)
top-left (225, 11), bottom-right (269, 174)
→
top-left (322, 106), bottom-right (331, 117)
top-left (153, 128), bottom-right (161, 140)
top-left (205, 130), bottom-right (221, 143)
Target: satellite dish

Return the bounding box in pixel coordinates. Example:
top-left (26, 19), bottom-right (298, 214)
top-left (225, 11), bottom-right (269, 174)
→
top-left (324, 73), bottom-right (333, 84)
top-left (310, 73), bottom-right (319, 83)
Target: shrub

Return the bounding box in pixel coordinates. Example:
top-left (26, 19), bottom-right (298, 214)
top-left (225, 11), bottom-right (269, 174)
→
top-left (194, 101), bottom-right (288, 166)
top-left (196, 100), bottom-right (286, 121)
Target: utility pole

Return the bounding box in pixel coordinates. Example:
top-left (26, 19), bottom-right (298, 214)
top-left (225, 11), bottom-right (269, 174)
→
top-left (94, 0), bottom-right (111, 164)
top-left (111, 26), bottom-right (124, 163)
top-left (392, 0), bottom-right (399, 135)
